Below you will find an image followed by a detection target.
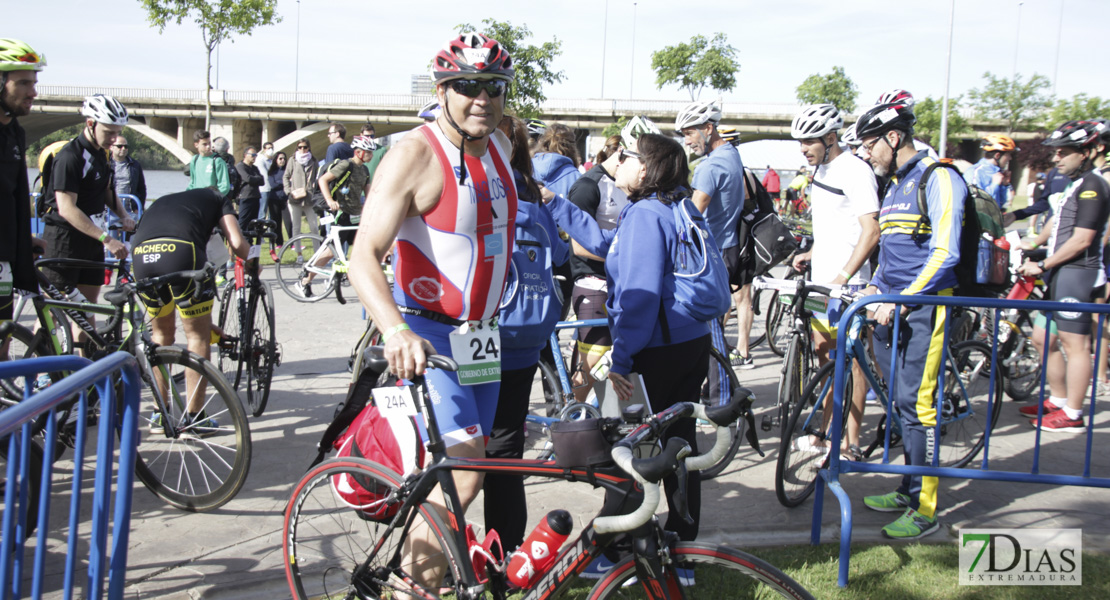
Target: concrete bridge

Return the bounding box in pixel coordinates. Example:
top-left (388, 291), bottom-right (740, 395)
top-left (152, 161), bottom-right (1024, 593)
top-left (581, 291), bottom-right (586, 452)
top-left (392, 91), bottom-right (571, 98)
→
top-left (26, 85), bottom-right (1021, 164)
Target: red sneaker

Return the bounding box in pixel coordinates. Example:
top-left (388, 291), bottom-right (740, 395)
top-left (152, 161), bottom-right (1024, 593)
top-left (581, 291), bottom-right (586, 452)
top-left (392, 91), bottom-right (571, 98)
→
top-left (269, 249), bottom-right (280, 262)
top-left (1030, 409), bottom-right (1085, 433)
top-left (1018, 399), bottom-right (1061, 417)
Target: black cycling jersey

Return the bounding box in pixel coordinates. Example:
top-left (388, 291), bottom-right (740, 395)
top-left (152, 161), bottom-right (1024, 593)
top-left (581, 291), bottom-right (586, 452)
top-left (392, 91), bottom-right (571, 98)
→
top-left (131, 188), bottom-right (235, 249)
top-left (567, 164), bottom-right (619, 281)
top-left (1050, 169), bottom-right (1110, 271)
top-left (43, 133), bottom-right (112, 228)
top-left (0, 116), bottom-right (35, 294)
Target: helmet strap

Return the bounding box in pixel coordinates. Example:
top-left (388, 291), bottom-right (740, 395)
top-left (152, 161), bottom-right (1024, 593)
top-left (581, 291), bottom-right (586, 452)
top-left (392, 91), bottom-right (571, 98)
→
top-left (884, 131), bottom-right (901, 175)
top-left (441, 92), bottom-right (481, 185)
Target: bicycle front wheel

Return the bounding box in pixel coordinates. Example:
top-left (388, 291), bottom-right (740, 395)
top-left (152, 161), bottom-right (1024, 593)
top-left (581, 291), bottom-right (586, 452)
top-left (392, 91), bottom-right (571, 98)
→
top-left (134, 346), bottom-right (252, 512)
top-left (1002, 310), bottom-right (1041, 401)
top-left (244, 282), bottom-right (277, 417)
top-left (776, 361), bottom-right (850, 508)
top-left (938, 340), bottom-right (1002, 468)
top-left (773, 336), bottom-right (804, 436)
top-left (588, 542), bottom-right (815, 599)
top-left (283, 458), bottom-right (459, 600)
top-left (275, 234), bottom-right (334, 302)
top-left (216, 280), bottom-right (243, 389)
top-left (696, 347), bottom-right (745, 480)
top-left (766, 292), bottom-right (789, 357)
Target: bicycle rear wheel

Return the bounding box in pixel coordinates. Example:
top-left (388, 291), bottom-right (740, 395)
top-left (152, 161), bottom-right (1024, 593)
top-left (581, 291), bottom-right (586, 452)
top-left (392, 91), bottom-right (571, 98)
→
top-left (938, 340), bottom-right (1002, 468)
top-left (766, 291), bottom-right (789, 357)
top-left (769, 336), bottom-right (804, 435)
top-left (283, 458), bottom-right (459, 600)
top-left (275, 234), bottom-right (335, 302)
top-left (776, 361), bottom-right (850, 508)
top-left (244, 282), bottom-right (277, 417)
top-left (216, 280), bottom-right (244, 388)
top-left (134, 346), bottom-right (251, 512)
top-left (696, 347), bottom-right (745, 480)
top-left (1001, 310), bottom-right (1041, 401)
top-left (349, 319), bottom-right (383, 385)
top-left (588, 542), bottom-right (815, 599)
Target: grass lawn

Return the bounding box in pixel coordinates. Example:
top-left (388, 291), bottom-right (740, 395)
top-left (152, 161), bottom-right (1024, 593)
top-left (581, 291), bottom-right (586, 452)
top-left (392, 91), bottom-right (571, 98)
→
top-left (524, 543), bottom-right (1108, 599)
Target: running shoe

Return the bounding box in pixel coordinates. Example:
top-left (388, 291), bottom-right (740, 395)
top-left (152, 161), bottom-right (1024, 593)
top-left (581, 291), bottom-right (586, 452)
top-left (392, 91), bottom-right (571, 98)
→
top-left (881, 508), bottom-right (939, 540)
top-left (1018, 398), bottom-right (1062, 417)
top-left (148, 411), bottom-right (165, 431)
top-left (295, 281), bottom-right (313, 298)
top-left (295, 254), bottom-right (305, 266)
top-left (1031, 410), bottom-right (1085, 433)
top-left (795, 436), bottom-right (829, 454)
top-left (729, 351), bottom-right (755, 369)
top-left (863, 491), bottom-right (911, 513)
top-left (581, 554), bottom-right (618, 580)
top-left (269, 249), bottom-right (280, 262)
top-left (184, 412), bottom-right (220, 438)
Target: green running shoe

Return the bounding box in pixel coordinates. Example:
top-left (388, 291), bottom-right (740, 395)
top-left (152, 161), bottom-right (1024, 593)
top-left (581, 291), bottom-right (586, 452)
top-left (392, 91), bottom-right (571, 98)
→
top-left (881, 508), bottom-right (939, 540)
top-left (863, 491), bottom-right (911, 512)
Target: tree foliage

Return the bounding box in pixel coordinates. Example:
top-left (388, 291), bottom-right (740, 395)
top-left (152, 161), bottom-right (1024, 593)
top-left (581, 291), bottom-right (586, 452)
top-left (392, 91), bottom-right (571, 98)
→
top-left (601, 117), bottom-right (629, 139)
top-left (794, 66), bottom-right (858, 113)
top-left (967, 72), bottom-right (1052, 134)
top-left (912, 96), bottom-right (972, 150)
top-left (1048, 93), bottom-right (1110, 126)
top-left (28, 125), bottom-right (182, 170)
top-left (650, 33), bottom-right (740, 101)
top-left (456, 19), bottom-right (565, 119)
top-left (139, 0), bottom-right (281, 129)
top-left (1015, 135), bottom-right (1055, 172)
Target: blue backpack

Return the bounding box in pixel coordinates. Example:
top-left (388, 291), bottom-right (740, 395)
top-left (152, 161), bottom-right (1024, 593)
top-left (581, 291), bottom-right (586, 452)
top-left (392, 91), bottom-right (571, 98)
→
top-left (499, 205), bottom-right (565, 350)
top-left (669, 197), bottom-right (732, 323)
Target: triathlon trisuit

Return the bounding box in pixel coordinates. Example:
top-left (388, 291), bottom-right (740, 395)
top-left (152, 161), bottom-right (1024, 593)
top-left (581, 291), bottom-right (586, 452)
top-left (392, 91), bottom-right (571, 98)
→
top-left (131, 188), bottom-right (235, 319)
top-left (392, 122), bottom-right (517, 447)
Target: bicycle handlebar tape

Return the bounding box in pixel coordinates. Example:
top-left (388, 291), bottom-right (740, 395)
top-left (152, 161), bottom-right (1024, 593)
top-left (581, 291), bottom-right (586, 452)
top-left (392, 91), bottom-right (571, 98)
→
top-left (704, 388), bottom-right (752, 426)
top-left (593, 438), bottom-right (690, 535)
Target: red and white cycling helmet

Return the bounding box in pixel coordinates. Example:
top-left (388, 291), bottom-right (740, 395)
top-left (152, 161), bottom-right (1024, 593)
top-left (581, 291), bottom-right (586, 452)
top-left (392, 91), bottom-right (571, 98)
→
top-left (433, 33), bottom-right (514, 83)
top-left (875, 88), bottom-right (915, 108)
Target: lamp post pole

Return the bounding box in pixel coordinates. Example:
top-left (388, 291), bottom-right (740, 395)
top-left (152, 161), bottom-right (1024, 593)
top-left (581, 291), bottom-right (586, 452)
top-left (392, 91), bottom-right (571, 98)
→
top-left (940, 0), bottom-right (955, 158)
top-left (601, 0), bottom-right (609, 98)
top-left (295, 0), bottom-right (301, 96)
top-left (630, 2), bottom-right (637, 100)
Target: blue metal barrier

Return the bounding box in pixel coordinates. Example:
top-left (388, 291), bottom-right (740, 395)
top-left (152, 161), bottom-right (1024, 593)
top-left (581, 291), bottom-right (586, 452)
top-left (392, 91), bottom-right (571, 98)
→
top-left (812, 293), bottom-right (1110, 587)
top-left (0, 353), bottom-right (142, 600)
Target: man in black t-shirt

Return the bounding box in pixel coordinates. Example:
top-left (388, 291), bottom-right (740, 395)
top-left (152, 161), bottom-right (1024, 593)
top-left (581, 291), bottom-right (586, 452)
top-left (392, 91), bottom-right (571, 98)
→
top-left (0, 38), bottom-right (47, 328)
top-left (41, 94), bottom-right (135, 341)
top-left (131, 188), bottom-right (252, 420)
top-left (1017, 121), bottom-right (1110, 433)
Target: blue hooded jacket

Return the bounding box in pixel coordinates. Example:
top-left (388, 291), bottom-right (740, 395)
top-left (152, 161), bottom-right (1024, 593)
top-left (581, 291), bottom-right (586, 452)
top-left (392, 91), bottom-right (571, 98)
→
top-left (531, 152), bottom-right (581, 199)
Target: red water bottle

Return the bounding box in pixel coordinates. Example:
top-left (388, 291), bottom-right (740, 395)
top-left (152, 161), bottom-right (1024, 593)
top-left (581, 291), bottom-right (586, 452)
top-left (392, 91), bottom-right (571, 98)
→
top-left (234, 257), bottom-right (245, 288)
top-left (1008, 276), bottom-right (1036, 300)
top-left (994, 237), bottom-right (1011, 251)
top-left (507, 509), bottom-right (573, 588)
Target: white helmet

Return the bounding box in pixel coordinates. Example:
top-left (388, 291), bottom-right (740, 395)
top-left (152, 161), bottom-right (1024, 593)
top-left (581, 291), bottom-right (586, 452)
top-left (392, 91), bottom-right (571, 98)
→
top-left (841, 123), bottom-right (861, 147)
top-left (620, 115), bottom-right (662, 149)
top-left (674, 100), bottom-right (722, 133)
top-left (351, 135), bottom-right (377, 152)
top-left (875, 88), bottom-right (915, 107)
top-left (81, 94), bottom-right (128, 126)
top-left (790, 104), bottom-right (842, 140)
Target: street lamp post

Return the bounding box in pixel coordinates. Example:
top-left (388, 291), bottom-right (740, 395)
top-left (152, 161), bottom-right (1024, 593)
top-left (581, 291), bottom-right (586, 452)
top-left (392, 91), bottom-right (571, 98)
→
top-left (295, 0), bottom-right (301, 96)
top-left (601, 0), bottom-right (609, 98)
top-left (1013, 1), bottom-right (1024, 80)
top-left (940, 0), bottom-right (955, 158)
top-left (1052, 0), bottom-right (1064, 97)
top-left (630, 2), bottom-right (637, 100)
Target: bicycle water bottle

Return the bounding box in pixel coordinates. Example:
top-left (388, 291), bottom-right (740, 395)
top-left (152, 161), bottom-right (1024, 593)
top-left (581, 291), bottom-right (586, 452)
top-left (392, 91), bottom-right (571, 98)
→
top-left (507, 509), bottom-right (573, 588)
top-left (1008, 276), bottom-right (1036, 300)
top-left (590, 349), bottom-right (613, 381)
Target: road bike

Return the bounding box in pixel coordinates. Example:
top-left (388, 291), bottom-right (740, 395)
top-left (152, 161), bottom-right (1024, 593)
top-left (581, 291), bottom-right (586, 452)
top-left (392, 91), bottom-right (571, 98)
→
top-left (0, 259), bottom-right (252, 511)
top-left (216, 219), bottom-right (282, 417)
top-left (282, 348), bottom-right (812, 599)
top-left (274, 212), bottom-right (358, 303)
top-left (775, 303), bottom-right (1003, 508)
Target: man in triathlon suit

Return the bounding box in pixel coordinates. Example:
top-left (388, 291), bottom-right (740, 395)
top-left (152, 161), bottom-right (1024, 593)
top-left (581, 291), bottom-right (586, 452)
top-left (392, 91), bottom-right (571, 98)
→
top-left (348, 34), bottom-right (516, 579)
top-left (297, 135), bottom-right (375, 295)
top-left (1016, 121), bottom-right (1110, 432)
top-left (131, 188), bottom-right (251, 425)
top-left (788, 104), bottom-right (879, 459)
top-left (40, 94), bottom-right (135, 335)
top-left (0, 39), bottom-right (47, 337)
top-left (855, 101), bottom-right (964, 540)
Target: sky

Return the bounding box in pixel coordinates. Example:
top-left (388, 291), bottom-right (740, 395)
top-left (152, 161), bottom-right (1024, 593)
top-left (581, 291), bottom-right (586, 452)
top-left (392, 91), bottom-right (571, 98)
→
top-left (10, 0), bottom-right (1109, 111)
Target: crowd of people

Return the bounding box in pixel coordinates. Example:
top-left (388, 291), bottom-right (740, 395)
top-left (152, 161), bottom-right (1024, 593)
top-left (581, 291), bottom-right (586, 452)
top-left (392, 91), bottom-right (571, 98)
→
top-left (4, 29), bottom-right (1110, 588)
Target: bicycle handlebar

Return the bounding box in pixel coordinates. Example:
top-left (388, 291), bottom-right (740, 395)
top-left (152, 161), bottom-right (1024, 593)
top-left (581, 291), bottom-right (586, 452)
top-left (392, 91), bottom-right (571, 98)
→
top-left (752, 276), bottom-right (859, 301)
top-left (363, 345), bottom-right (460, 374)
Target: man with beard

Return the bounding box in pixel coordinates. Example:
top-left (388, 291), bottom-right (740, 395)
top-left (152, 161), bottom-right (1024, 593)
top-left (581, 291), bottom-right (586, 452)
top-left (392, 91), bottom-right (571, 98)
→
top-left (855, 101), bottom-right (965, 540)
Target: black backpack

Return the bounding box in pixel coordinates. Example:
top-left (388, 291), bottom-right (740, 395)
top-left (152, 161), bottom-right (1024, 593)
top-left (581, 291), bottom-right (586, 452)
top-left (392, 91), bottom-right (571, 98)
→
top-left (736, 167), bottom-right (797, 280)
top-left (913, 162), bottom-right (1009, 297)
top-left (218, 152), bottom-right (242, 198)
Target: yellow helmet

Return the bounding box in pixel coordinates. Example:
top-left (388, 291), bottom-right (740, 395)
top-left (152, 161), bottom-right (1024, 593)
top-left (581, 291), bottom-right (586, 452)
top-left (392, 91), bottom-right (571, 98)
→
top-left (980, 134), bottom-right (1016, 153)
top-left (0, 38), bottom-right (45, 72)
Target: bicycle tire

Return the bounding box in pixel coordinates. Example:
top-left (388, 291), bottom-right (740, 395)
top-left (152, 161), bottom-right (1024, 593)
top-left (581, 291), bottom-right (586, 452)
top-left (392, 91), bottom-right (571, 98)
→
top-left (283, 458), bottom-right (459, 600)
top-left (216, 280), bottom-right (244, 389)
top-left (588, 542), bottom-right (815, 599)
top-left (772, 336), bottom-right (804, 436)
top-left (1, 324), bottom-right (58, 402)
top-left (696, 347), bottom-right (745, 480)
top-left (766, 291), bottom-right (789, 357)
top-left (275, 234), bottom-right (335, 302)
top-left (938, 340), bottom-right (1003, 468)
top-left (536, 356), bottom-right (566, 417)
top-left (744, 288), bottom-right (768, 350)
top-left (1002, 310), bottom-right (1041, 401)
top-left (133, 346), bottom-right (252, 512)
top-left (349, 319), bottom-right (383, 385)
top-left (245, 282), bottom-right (277, 417)
top-left (0, 436), bottom-right (44, 539)
top-left (775, 361), bottom-right (851, 508)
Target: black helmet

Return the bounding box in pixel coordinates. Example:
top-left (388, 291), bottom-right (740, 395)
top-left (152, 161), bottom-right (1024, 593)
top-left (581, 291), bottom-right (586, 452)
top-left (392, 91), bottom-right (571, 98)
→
top-left (853, 102), bottom-right (916, 140)
top-left (1043, 120), bottom-right (1104, 149)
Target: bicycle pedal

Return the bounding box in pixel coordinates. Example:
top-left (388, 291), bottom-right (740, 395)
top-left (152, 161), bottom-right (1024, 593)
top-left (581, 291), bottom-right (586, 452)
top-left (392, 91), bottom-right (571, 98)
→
top-left (760, 415), bottom-right (773, 432)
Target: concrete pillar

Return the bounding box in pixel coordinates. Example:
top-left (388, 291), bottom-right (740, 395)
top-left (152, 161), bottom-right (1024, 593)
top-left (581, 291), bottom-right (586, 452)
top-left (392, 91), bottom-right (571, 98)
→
top-left (233, 119), bottom-right (263, 158)
top-left (178, 117), bottom-right (206, 150)
top-left (208, 117), bottom-right (235, 155)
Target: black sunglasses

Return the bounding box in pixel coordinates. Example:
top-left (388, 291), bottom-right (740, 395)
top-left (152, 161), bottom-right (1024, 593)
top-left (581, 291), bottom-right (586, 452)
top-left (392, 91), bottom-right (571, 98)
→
top-left (619, 148), bottom-right (641, 162)
top-left (113, 144), bottom-right (128, 148)
top-left (297, 145), bottom-right (309, 149)
top-left (449, 79), bottom-right (508, 99)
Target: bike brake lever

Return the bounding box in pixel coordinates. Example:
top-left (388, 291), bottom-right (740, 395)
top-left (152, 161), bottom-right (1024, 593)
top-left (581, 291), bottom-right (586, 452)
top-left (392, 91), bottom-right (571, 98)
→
top-left (744, 411), bottom-right (765, 457)
top-left (672, 462), bottom-right (693, 526)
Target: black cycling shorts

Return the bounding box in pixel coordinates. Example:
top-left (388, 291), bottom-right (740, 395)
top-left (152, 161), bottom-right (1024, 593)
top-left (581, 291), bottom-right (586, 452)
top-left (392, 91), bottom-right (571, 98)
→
top-left (722, 244), bottom-right (754, 287)
top-left (1044, 267), bottom-right (1102, 335)
top-left (571, 279), bottom-right (612, 356)
top-left (337, 211), bottom-right (359, 247)
top-left (41, 224), bottom-right (105, 288)
top-left (132, 237), bottom-right (215, 319)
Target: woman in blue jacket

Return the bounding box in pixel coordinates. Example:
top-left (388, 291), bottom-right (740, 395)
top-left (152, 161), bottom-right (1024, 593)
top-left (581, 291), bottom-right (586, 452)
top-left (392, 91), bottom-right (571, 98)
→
top-left (531, 123), bottom-right (581, 199)
top-left (542, 133), bottom-right (710, 543)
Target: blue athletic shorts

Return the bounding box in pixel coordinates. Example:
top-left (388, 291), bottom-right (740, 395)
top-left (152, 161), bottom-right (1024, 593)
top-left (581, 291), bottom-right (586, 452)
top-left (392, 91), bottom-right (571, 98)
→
top-left (404, 312), bottom-right (501, 448)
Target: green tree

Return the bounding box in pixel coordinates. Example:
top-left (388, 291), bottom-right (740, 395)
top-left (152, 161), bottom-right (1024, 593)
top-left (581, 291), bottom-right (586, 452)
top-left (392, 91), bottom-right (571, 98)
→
top-left (650, 33), bottom-right (740, 101)
top-left (967, 72), bottom-right (1052, 134)
top-left (456, 19), bottom-right (565, 119)
top-left (28, 125), bottom-right (182, 171)
top-left (1048, 93), bottom-right (1110, 125)
top-left (601, 116), bottom-right (629, 139)
top-left (794, 66), bottom-right (858, 113)
top-left (912, 96), bottom-right (972, 150)
top-left (139, 0), bottom-right (281, 130)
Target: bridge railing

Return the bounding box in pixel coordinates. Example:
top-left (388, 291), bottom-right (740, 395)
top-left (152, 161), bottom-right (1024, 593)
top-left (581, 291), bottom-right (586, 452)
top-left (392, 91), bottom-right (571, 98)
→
top-left (0, 352), bottom-right (142, 600)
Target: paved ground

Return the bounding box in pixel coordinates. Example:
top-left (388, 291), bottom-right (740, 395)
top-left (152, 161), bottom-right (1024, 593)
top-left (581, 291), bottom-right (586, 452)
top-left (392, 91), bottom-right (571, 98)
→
top-left (14, 269), bottom-right (1110, 598)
